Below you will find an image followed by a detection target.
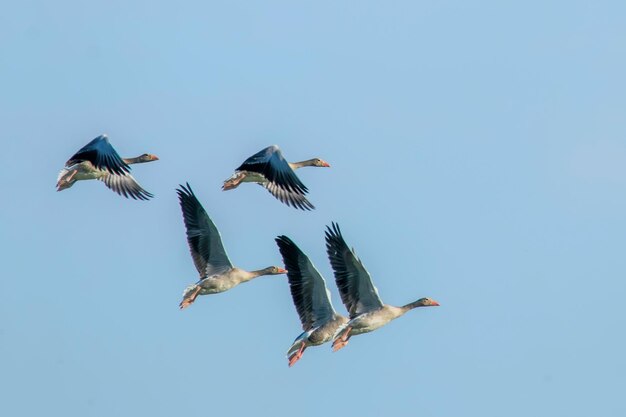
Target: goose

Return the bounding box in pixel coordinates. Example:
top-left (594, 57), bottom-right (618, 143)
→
top-left (56, 134), bottom-right (158, 200)
top-left (275, 235), bottom-right (348, 367)
top-left (324, 222), bottom-right (439, 351)
top-left (222, 145), bottom-right (330, 210)
top-left (177, 183), bottom-right (287, 309)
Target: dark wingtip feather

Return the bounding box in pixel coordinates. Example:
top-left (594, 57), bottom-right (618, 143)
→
top-left (275, 235), bottom-right (302, 266)
top-left (275, 234), bottom-right (316, 330)
top-left (176, 183), bottom-right (203, 222)
top-left (324, 222), bottom-right (342, 243)
top-left (275, 235), bottom-right (294, 247)
top-left (132, 189), bottom-right (154, 200)
top-left (176, 182), bottom-right (195, 199)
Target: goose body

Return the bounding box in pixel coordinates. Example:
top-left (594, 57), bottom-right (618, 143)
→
top-left (56, 134), bottom-right (158, 200)
top-left (324, 223), bottom-right (439, 351)
top-left (275, 235), bottom-right (348, 366)
top-left (177, 183), bottom-right (286, 309)
top-left (222, 145), bottom-right (330, 210)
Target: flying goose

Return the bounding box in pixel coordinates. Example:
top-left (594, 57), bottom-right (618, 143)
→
top-left (324, 223), bottom-right (439, 351)
top-left (222, 145), bottom-right (330, 210)
top-left (275, 235), bottom-right (348, 366)
top-left (177, 183), bottom-right (287, 309)
top-left (56, 134), bottom-right (158, 200)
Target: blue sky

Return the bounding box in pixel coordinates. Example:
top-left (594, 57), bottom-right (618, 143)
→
top-left (1, 1), bottom-right (625, 416)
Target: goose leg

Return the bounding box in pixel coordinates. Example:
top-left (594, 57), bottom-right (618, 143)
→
top-left (179, 285), bottom-right (201, 310)
top-left (222, 172), bottom-right (245, 191)
top-left (57, 169), bottom-right (78, 191)
top-left (332, 326), bottom-right (352, 352)
top-left (66, 170), bottom-right (77, 182)
top-left (288, 342), bottom-right (306, 367)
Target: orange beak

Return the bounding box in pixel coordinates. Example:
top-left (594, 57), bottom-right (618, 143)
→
top-left (150, 154), bottom-right (159, 161)
top-left (321, 160), bottom-right (331, 167)
top-left (277, 268), bottom-right (288, 274)
top-left (430, 300), bottom-right (440, 306)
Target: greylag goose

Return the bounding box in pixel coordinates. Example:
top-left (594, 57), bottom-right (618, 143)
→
top-left (177, 183), bottom-right (287, 309)
top-left (275, 236), bottom-right (348, 367)
top-left (222, 145), bottom-right (330, 210)
top-left (56, 134), bottom-right (158, 200)
top-left (324, 223), bottom-right (439, 351)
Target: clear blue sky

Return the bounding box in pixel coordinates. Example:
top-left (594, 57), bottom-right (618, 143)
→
top-left (1, 1), bottom-right (625, 416)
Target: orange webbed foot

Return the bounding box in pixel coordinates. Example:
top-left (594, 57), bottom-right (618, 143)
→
top-left (332, 327), bottom-right (352, 352)
top-left (288, 342), bottom-right (306, 367)
top-left (179, 286), bottom-right (201, 310)
top-left (332, 339), bottom-right (348, 352)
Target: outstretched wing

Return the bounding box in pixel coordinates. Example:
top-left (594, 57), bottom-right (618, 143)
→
top-left (325, 222), bottom-right (383, 318)
top-left (100, 172), bottom-right (154, 200)
top-left (276, 235), bottom-right (336, 331)
top-left (237, 145), bottom-right (314, 210)
top-left (66, 134), bottom-right (130, 176)
top-left (177, 183), bottom-right (233, 277)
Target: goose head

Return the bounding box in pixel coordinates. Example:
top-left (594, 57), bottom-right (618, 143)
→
top-left (311, 158), bottom-right (330, 167)
top-left (403, 297), bottom-right (440, 311)
top-left (136, 153), bottom-right (159, 163)
top-left (414, 297), bottom-right (440, 307)
top-left (265, 266), bottom-right (288, 275)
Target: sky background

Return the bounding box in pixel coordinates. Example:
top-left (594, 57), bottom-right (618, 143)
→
top-left (1, 1), bottom-right (626, 416)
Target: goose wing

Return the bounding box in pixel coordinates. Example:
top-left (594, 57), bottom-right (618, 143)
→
top-left (66, 134), bottom-right (130, 176)
top-left (276, 235), bottom-right (336, 331)
top-left (325, 222), bottom-right (383, 318)
top-left (237, 145), bottom-right (314, 210)
top-left (100, 172), bottom-right (154, 200)
top-left (177, 183), bottom-right (233, 277)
